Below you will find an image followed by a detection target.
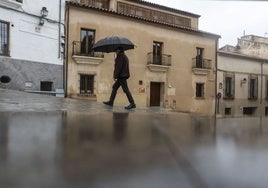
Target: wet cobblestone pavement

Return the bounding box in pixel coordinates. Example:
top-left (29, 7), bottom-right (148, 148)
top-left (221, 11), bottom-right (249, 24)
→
top-left (1, 89), bottom-right (268, 188)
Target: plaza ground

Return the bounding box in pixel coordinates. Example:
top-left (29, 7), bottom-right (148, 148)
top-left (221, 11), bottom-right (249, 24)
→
top-left (0, 89), bottom-right (268, 188)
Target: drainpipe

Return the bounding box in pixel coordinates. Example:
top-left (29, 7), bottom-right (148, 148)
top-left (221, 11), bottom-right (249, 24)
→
top-left (58, 0), bottom-right (62, 58)
top-left (64, 4), bottom-right (70, 98)
top-left (260, 62), bottom-right (263, 104)
top-left (214, 39), bottom-right (219, 127)
top-left (259, 61), bottom-right (264, 128)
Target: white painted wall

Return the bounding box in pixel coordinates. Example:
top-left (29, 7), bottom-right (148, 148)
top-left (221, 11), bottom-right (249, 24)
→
top-left (0, 0), bottom-right (66, 65)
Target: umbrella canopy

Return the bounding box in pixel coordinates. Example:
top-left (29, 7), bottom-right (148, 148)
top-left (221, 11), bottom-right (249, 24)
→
top-left (92, 36), bottom-right (135, 53)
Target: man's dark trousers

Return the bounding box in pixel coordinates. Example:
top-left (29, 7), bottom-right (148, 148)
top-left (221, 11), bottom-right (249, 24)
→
top-left (109, 78), bottom-right (135, 105)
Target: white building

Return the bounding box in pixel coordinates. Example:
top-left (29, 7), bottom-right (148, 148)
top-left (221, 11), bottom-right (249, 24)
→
top-left (0, 0), bottom-right (65, 92)
top-left (217, 35), bottom-right (268, 117)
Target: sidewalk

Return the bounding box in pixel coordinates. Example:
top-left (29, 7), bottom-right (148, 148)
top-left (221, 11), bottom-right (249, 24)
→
top-left (0, 88), bottom-right (177, 114)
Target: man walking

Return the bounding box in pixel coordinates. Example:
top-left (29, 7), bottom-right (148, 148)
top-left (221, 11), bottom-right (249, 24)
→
top-left (103, 47), bottom-right (136, 109)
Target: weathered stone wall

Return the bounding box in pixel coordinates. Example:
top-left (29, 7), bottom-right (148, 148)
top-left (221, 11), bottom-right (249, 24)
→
top-left (0, 57), bottom-right (63, 91)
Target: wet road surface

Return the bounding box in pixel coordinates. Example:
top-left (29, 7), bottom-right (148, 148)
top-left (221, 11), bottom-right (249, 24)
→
top-left (1, 89), bottom-right (268, 188)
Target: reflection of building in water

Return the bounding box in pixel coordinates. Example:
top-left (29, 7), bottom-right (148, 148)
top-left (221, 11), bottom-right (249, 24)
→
top-left (217, 35), bottom-right (268, 118)
top-left (0, 113), bottom-right (9, 161)
top-left (0, 112), bottom-right (62, 173)
top-left (61, 112), bottom-right (176, 180)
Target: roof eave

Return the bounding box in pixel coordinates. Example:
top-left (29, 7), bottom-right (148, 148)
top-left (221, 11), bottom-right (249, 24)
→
top-left (66, 1), bottom-right (220, 39)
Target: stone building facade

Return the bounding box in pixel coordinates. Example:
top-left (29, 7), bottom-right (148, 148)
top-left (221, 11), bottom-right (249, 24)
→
top-left (0, 0), bottom-right (65, 92)
top-left (65, 0), bottom-right (220, 115)
top-left (217, 35), bottom-right (268, 117)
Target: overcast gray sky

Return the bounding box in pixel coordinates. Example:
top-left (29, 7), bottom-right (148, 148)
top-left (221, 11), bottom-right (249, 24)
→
top-left (147, 0), bottom-right (268, 47)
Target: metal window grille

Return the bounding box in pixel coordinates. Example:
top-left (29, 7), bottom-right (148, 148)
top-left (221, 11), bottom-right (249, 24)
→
top-left (80, 75), bottom-right (94, 94)
top-left (0, 21), bottom-right (9, 56)
top-left (249, 76), bottom-right (258, 99)
top-left (196, 83), bottom-right (204, 98)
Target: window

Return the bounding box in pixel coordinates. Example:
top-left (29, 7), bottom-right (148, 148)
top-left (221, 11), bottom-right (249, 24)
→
top-left (265, 107), bottom-right (268, 116)
top-left (249, 75), bottom-right (258, 100)
top-left (266, 78), bottom-right (268, 99)
top-left (153, 41), bottom-right (162, 65)
top-left (196, 83), bottom-right (204, 98)
top-left (80, 29), bottom-right (95, 56)
top-left (243, 107), bottom-right (256, 115)
top-left (80, 74), bottom-right (94, 94)
top-left (223, 73), bottom-right (235, 99)
top-left (196, 48), bottom-right (203, 68)
top-left (0, 21), bottom-right (9, 56)
top-left (40, 81), bottom-right (53, 91)
top-left (225, 108), bottom-right (231, 115)
top-left (0, 0), bottom-right (23, 8)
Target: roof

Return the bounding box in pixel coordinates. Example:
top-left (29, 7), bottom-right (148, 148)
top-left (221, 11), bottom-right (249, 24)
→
top-left (218, 49), bottom-right (268, 62)
top-left (66, 1), bottom-right (220, 39)
top-left (128, 0), bottom-right (200, 18)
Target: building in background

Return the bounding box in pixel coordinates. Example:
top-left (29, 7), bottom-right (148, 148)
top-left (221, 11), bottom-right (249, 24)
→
top-left (0, 0), bottom-right (65, 93)
top-left (65, 0), bottom-right (220, 115)
top-left (217, 35), bottom-right (268, 117)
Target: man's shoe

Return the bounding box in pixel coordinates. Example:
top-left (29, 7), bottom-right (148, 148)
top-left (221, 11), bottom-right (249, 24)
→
top-left (103, 101), bottom-right (113, 107)
top-left (125, 104), bottom-right (136, 110)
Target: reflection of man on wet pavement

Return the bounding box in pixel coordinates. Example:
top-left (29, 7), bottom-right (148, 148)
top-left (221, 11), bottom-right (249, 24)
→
top-left (103, 47), bottom-right (136, 110)
top-left (113, 112), bottom-right (128, 142)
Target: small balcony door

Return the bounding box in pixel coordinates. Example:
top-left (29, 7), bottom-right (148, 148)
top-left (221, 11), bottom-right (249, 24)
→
top-left (196, 48), bottom-right (203, 68)
top-left (153, 41), bottom-right (162, 65)
top-left (80, 29), bottom-right (95, 56)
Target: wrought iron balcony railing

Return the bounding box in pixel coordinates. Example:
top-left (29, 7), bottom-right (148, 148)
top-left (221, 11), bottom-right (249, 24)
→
top-left (72, 41), bottom-right (104, 58)
top-left (147, 52), bottom-right (172, 66)
top-left (192, 58), bottom-right (212, 69)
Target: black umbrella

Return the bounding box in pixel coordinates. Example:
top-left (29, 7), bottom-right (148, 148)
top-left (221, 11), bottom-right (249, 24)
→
top-left (92, 36), bottom-right (135, 53)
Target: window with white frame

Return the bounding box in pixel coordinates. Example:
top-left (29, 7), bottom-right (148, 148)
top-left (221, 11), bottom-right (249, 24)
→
top-left (0, 20), bottom-right (9, 56)
top-left (0, 0), bottom-right (22, 8)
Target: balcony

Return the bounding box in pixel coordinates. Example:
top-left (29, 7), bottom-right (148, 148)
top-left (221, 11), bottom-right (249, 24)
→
top-left (192, 58), bottom-right (212, 75)
top-left (147, 52), bottom-right (171, 72)
top-left (0, 0), bottom-right (23, 9)
top-left (72, 41), bottom-right (104, 65)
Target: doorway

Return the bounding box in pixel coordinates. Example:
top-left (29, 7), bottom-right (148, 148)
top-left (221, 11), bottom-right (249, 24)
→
top-left (153, 41), bottom-right (163, 65)
top-left (150, 82), bottom-right (162, 106)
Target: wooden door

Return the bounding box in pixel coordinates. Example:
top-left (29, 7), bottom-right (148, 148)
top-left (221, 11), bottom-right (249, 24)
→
top-left (150, 82), bottom-right (161, 106)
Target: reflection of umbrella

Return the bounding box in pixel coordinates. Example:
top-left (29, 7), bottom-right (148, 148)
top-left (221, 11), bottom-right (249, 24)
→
top-left (92, 36), bottom-right (135, 53)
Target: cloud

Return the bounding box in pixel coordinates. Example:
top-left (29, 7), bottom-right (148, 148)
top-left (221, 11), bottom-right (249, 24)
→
top-left (147, 0), bottom-right (268, 47)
